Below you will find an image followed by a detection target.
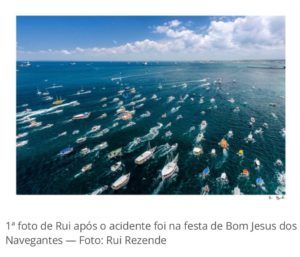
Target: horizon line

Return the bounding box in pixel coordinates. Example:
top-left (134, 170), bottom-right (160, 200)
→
top-left (17, 59), bottom-right (286, 62)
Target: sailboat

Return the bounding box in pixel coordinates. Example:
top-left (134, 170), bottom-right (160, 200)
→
top-left (161, 153), bottom-right (179, 180)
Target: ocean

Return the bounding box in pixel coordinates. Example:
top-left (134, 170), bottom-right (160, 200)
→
top-left (16, 60), bottom-right (285, 195)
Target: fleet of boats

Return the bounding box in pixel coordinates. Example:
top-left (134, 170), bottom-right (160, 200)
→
top-left (16, 72), bottom-right (285, 195)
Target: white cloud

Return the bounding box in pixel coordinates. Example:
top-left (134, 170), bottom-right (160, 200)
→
top-left (17, 16), bottom-right (285, 61)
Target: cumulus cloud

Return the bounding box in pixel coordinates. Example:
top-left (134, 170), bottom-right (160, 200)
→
top-left (17, 16), bottom-right (285, 61)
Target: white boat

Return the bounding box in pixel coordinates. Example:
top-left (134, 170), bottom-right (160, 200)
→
top-left (233, 106), bottom-right (240, 113)
top-left (193, 146), bottom-right (203, 156)
top-left (100, 97), bottom-right (107, 102)
top-left (80, 147), bottom-right (91, 155)
top-left (112, 97), bottom-right (120, 103)
top-left (135, 145), bottom-right (157, 165)
top-left (151, 94), bottom-right (158, 100)
top-left (171, 106), bottom-right (180, 113)
top-left (196, 133), bottom-right (205, 143)
top-left (111, 173), bottom-right (130, 190)
top-left (116, 107), bottom-right (126, 114)
top-left (161, 113), bottom-right (167, 118)
top-left (254, 158), bottom-right (261, 167)
top-left (233, 186), bottom-right (242, 195)
top-left (245, 132), bottom-right (255, 143)
top-left (161, 154), bottom-right (179, 180)
top-left (108, 147), bottom-right (123, 159)
top-left (98, 142), bottom-right (108, 150)
top-left (76, 137), bottom-right (87, 144)
top-left (263, 122), bottom-right (269, 128)
top-left (98, 113), bottom-right (107, 119)
top-left (72, 112), bottom-right (91, 120)
top-left (254, 128), bottom-right (263, 135)
top-left (58, 131), bottom-right (67, 137)
top-left (200, 120), bottom-right (207, 130)
top-left (111, 161), bottom-right (122, 172)
top-left (275, 159), bottom-right (283, 166)
top-left (228, 98), bottom-right (235, 103)
top-left (210, 148), bottom-right (216, 156)
top-left (121, 121), bottom-right (136, 129)
top-left (220, 172), bottom-right (228, 182)
top-left (176, 114), bottom-right (183, 120)
top-left (72, 130), bottom-right (80, 135)
top-left (167, 96), bottom-right (175, 103)
top-left (165, 122), bottom-right (172, 129)
top-left (81, 163), bottom-right (92, 173)
top-left (227, 130), bottom-right (233, 138)
top-left (91, 125), bottom-right (101, 133)
top-left (201, 185), bottom-right (210, 195)
top-left (165, 131), bottom-right (172, 137)
top-left (170, 143), bottom-right (178, 152)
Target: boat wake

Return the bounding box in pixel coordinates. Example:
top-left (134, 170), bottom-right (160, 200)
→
top-left (215, 149), bottom-right (228, 169)
top-left (17, 101), bottom-right (79, 123)
top-left (154, 143), bottom-right (178, 159)
top-left (152, 179), bottom-right (164, 194)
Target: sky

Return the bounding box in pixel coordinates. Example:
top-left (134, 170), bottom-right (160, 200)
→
top-left (17, 16), bottom-right (285, 61)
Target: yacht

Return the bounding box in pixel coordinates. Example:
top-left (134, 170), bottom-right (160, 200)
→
top-left (135, 144), bottom-right (157, 165)
top-left (161, 154), bottom-right (179, 180)
top-left (111, 173), bottom-right (130, 190)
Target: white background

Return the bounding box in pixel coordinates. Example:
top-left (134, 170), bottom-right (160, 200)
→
top-left (0, 0), bottom-right (299, 256)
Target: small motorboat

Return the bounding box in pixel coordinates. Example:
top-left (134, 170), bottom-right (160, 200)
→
top-left (202, 167), bottom-right (210, 177)
top-left (111, 161), bottom-right (122, 172)
top-left (254, 158), bottom-right (261, 167)
top-left (81, 163), bottom-right (92, 173)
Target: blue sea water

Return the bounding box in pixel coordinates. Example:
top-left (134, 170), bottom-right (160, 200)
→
top-left (16, 60), bottom-right (285, 195)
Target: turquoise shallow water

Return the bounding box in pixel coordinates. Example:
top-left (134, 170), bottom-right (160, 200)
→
top-left (16, 61), bottom-right (285, 195)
